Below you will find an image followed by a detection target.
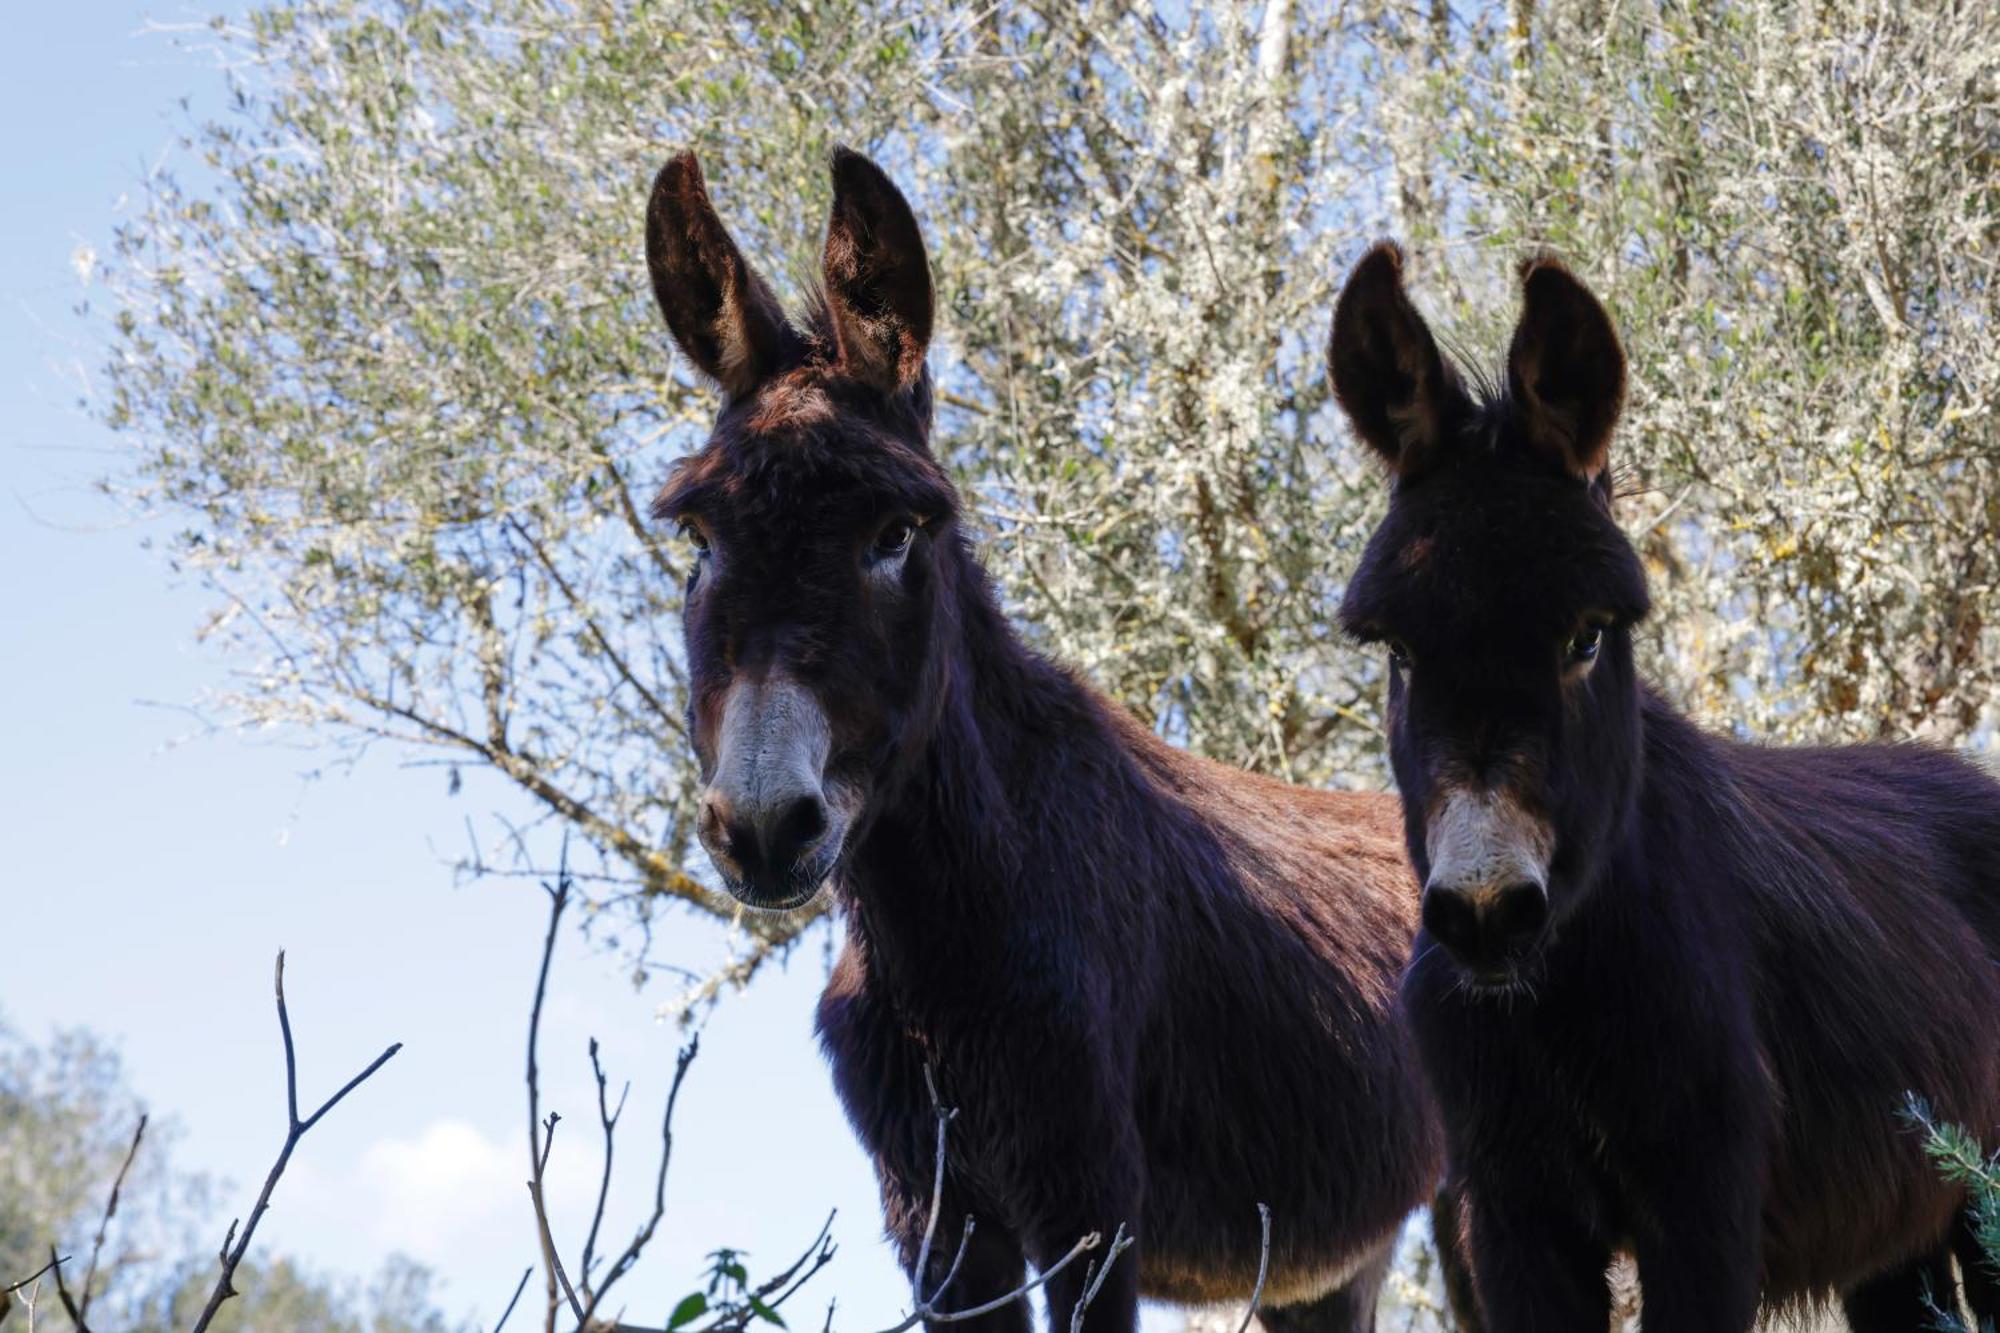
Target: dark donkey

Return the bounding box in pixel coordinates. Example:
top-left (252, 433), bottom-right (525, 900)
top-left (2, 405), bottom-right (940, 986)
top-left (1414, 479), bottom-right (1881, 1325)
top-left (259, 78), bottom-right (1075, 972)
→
top-left (644, 151), bottom-right (1463, 1333)
top-left (1330, 243), bottom-right (2000, 1330)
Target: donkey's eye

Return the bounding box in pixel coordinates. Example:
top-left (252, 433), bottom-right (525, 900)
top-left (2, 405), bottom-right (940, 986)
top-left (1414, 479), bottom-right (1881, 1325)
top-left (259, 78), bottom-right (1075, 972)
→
top-left (679, 520), bottom-right (710, 555)
top-left (1387, 638), bottom-right (1414, 671)
top-left (872, 520), bottom-right (917, 559)
top-left (1567, 624), bottom-right (1604, 665)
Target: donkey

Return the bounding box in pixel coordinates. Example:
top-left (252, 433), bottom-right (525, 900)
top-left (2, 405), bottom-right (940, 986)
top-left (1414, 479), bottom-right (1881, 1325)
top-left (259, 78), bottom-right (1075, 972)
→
top-left (1329, 241), bottom-right (2000, 1330)
top-left (643, 150), bottom-right (1467, 1333)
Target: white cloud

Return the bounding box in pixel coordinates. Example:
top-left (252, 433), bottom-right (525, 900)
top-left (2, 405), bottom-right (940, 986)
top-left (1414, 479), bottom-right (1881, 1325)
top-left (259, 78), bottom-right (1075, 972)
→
top-left (285, 1115), bottom-right (602, 1276)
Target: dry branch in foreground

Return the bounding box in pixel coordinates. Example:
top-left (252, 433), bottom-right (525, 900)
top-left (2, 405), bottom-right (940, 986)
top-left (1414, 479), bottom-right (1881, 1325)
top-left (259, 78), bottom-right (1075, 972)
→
top-left (188, 952), bottom-right (402, 1332)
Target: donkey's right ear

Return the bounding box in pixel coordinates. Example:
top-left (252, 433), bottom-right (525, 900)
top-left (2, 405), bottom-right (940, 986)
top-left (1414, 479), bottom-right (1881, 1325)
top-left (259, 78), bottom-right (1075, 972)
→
top-left (646, 152), bottom-right (790, 397)
top-left (1327, 243), bottom-right (1469, 476)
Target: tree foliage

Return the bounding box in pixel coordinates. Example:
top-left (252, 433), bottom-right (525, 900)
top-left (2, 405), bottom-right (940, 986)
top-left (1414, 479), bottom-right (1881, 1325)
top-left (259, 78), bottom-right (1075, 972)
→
top-left (99, 0), bottom-right (1999, 988)
top-left (1394, 0), bottom-right (2000, 739)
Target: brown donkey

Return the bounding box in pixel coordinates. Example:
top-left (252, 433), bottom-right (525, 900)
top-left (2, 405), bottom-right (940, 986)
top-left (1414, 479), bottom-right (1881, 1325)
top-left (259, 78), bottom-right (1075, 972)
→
top-left (644, 150), bottom-right (1465, 1333)
top-left (1332, 242), bottom-right (2000, 1330)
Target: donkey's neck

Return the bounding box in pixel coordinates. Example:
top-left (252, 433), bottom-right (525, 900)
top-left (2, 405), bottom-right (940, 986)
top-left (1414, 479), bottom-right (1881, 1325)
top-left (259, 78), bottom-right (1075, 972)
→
top-left (1609, 687), bottom-right (1745, 894)
top-left (836, 550), bottom-right (1163, 968)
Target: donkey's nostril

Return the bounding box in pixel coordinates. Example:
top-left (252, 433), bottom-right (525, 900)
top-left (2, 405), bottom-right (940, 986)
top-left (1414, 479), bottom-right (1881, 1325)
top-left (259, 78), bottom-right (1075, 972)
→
top-left (696, 792), bottom-right (732, 858)
top-left (1488, 881), bottom-right (1549, 951)
top-left (1422, 887), bottom-right (1480, 957)
top-left (770, 793), bottom-right (828, 863)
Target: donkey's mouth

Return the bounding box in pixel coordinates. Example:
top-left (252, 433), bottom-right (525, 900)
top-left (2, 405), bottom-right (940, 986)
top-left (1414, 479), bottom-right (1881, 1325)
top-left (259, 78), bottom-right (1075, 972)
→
top-left (729, 880), bottom-right (826, 912)
top-left (1455, 958), bottom-right (1545, 1003)
top-left (717, 833), bottom-right (843, 913)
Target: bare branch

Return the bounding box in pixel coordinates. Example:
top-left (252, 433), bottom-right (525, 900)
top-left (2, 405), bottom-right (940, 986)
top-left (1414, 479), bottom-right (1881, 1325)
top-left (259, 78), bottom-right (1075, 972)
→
top-left (2, 1257), bottom-right (66, 1300)
top-left (493, 1267), bottom-right (535, 1333)
top-left (578, 1039), bottom-right (630, 1297)
top-left (1232, 1204), bottom-right (1273, 1333)
top-left (572, 1037), bottom-right (698, 1331)
top-left (526, 875), bottom-right (587, 1330)
top-left (188, 953), bottom-right (402, 1333)
top-left (49, 1249), bottom-right (89, 1333)
top-left (76, 1114), bottom-right (147, 1323)
top-left (695, 1213), bottom-right (839, 1333)
top-left (1067, 1225), bottom-right (1136, 1333)
top-left (1, 1253), bottom-right (68, 1332)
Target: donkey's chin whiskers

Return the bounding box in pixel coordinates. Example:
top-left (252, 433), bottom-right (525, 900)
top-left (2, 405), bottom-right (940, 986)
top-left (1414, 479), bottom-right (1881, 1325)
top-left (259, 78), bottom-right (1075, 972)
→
top-left (1458, 966), bottom-right (1541, 1010)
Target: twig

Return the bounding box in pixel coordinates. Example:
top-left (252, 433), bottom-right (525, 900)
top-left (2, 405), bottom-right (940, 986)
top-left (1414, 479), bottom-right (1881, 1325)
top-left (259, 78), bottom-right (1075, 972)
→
top-left (77, 1115), bottom-right (148, 1322)
top-left (493, 1266), bottom-right (534, 1333)
top-left (517, 855), bottom-right (843, 1333)
top-left (523, 855), bottom-right (709, 1333)
top-left (49, 1249), bottom-right (88, 1333)
top-left (0, 1254), bottom-right (66, 1331)
top-left (578, 1039), bottom-right (631, 1294)
top-left (572, 1037), bottom-right (699, 1331)
top-left (1067, 1224), bottom-right (1136, 1333)
top-left (2, 1256), bottom-right (66, 1297)
top-left (696, 1212), bottom-right (839, 1333)
top-left (188, 953), bottom-right (402, 1333)
top-left (526, 876), bottom-right (588, 1330)
top-left (1231, 1204), bottom-right (1273, 1333)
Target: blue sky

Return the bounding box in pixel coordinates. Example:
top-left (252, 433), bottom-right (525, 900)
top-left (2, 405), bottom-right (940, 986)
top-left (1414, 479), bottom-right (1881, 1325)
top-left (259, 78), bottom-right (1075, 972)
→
top-left (0, 7), bottom-right (921, 1327)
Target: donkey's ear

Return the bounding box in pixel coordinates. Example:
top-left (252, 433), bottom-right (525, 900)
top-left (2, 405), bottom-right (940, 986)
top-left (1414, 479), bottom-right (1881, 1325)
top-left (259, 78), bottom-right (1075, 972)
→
top-left (1328, 243), bottom-right (1470, 476)
top-left (646, 151), bottom-right (790, 397)
top-left (1506, 256), bottom-right (1625, 482)
top-left (821, 148), bottom-right (934, 393)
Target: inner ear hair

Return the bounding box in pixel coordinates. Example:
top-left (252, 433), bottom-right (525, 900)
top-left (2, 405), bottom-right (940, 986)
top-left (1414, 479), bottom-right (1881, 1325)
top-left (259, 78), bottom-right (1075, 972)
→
top-left (821, 147), bottom-right (935, 393)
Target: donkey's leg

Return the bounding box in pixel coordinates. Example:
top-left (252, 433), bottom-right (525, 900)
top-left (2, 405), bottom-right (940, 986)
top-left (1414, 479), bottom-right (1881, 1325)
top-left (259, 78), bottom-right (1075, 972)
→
top-left (1035, 1236), bottom-right (1138, 1333)
top-left (1843, 1245), bottom-right (1962, 1332)
top-left (1254, 1246), bottom-right (1392, 1333)
top-left (1025, 1151), bottom-right (1144, 1333)
top-left (1429, 1181), bottom-right (1483, 1332)
top-left (1625, 1198), bottom-right (1761, 1331)
top-left (881, 1173), bottom-right (1032, 1333)
top-left (1462, 1181), bottom-right (1612, 1333)
top-left (1622, 1121), bottom-right (1763, 1333)
top-left (1957, 1207), bottom-right (2000, 1331)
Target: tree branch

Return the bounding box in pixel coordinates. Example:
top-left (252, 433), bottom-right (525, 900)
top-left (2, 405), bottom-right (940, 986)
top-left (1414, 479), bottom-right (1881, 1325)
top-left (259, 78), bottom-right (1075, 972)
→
top-left (1231, 1204), bottom-right (1273, 1333)
top-left (188, 953), bottom-right (402, 1333)
top-left (76, 1114), bottom-right (147, 1323)
top-left (493, 1267), bottom-right (535, 1333)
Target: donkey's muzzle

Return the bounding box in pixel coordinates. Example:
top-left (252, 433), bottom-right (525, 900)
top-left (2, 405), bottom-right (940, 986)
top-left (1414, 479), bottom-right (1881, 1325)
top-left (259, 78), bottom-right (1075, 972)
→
top-left (1421, 881), bottom-right (1549, 973)
top-left (696, 672), bottom-right (843, 911)
top-left (698, 788), bottom-right (831, 909)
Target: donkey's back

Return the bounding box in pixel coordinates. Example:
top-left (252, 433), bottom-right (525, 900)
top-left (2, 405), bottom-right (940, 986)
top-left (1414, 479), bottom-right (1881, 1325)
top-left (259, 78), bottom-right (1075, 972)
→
top-left (1718, 733), bottom-right (2000, 1297)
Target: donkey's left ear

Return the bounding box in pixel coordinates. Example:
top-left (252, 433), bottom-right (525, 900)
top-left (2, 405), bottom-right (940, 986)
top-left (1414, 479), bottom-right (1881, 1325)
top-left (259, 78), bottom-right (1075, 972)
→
top-left (1328, 242), bottom-right (1471, 477)
top-left (821, 148), bottom-right (934, 394)
top-left (1506, 256), bottom-right (1625, 482)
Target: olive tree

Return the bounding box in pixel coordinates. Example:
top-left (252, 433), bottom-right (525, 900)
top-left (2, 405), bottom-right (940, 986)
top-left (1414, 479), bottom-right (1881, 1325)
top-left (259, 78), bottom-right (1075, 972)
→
top-left (1383, 0), bottom-right (2000, 740)
top-left (100, 0), bottom-right (1997, 992)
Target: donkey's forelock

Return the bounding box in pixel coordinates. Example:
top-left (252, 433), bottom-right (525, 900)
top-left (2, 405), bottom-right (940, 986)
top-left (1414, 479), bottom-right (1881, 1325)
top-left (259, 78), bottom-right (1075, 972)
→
top-left (647, 413), bottom-right (959, 529)
top-left (1338, 454), bottom-right (1651, 651)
